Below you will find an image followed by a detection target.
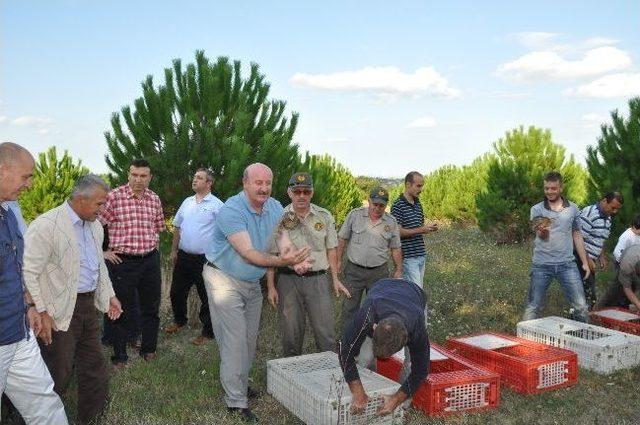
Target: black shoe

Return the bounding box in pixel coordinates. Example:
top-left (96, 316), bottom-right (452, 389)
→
top-left (247, 386), bottom-right (260, 399)
top-left (227, 407), bottom-right (258, 423)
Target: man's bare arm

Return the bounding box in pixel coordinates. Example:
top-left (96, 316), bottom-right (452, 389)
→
top-left (227, 231), bottom-right (310, 267)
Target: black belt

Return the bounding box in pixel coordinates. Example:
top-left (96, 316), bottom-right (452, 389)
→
top-left (119, 249), bottom-right (157, 260)
top-left (349, 261), bottom-right (386, 270)
top-left (77, 291), bottom-right (95, 298)
top-left (278, 268), bottom-right (327, 277)
top-left (179, 249), bottom-right (206, 258)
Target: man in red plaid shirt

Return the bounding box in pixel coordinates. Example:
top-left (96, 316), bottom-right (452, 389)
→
top-left (99, 159), bottom-right (166, 369)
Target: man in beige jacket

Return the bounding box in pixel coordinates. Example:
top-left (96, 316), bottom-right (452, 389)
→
top-left (23, 174), bottom-right (122, 425)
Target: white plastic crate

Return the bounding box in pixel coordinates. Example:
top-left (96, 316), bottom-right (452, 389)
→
top-left (591, 308), bottom-right (640, 322)
top-left (517, 316), bottom-right (640, 374)
top-left (267, 351), bottom-right (403, 424)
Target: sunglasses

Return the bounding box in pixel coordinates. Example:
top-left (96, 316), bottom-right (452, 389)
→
top-left (292, 188), bottom-right (313, 196)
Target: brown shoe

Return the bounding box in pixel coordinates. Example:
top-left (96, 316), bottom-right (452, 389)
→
top-left (143, 353), bottom-right (157, 362)
top-left (164, 323), bottom-right (183, 334)
top-left (192, 335), bottom-right (213, 346)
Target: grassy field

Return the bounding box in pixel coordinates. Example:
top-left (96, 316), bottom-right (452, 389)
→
top-left (21, 227), bottom-right (640, 424)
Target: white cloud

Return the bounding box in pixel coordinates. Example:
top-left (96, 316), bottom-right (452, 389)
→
top-left (407, 116), bottom-right (437, 128)
top-left (581, 37), bottom-right (620, 49)
top-left (582, 113), bottom-right (608, 123)
top-left (488, 91), bottom-right (532, 99)
top-left (508, 32), bottom-right (559, 49)
top-left (11, 115), bottom-right (53, 128)
top-left (291, 66), bottom-right (461, 99)
top-left (497, 46), bottom-right (632, 82)
top-left (564, 72), bottom-right (640, 98)
top-left (0, 116), bottom-right (6, 123)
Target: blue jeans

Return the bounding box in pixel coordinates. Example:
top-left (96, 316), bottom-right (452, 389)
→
top-left (402, 256), bottom-right (426, 287)
top-left (523, 262), bottom-right (589, 322)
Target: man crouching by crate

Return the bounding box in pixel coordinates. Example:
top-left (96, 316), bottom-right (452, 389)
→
top-left (339, 278), bottom-right (429, 416)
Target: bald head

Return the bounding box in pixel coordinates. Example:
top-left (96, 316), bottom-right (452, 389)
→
top-left (0, 142), bottom-right (35, 202)
top-left (0, 142), bottom-right (33, 168)
top-left (242, 163), bottom-right (273, 209)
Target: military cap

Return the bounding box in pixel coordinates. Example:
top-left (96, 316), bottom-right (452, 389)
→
top-left (288, 172), bottom-right (313, 188)
top-left (369, 186), bottom-right (389, 204)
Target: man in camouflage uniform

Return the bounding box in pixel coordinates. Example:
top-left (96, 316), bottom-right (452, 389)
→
top-left (337, 186), bottom-right (402, 331)
top-left (266, 172), bottom-right (351, 357)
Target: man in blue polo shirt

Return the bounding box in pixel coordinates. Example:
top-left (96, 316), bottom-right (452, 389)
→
top-left (391, 171), bottom-right (437, 287)
top-left (203, 163), bottom-right (310, 423)
top-left (523, 171), bottom-right (591, 323)
top-left (165, 168), bottom-right (223, 345)
top-left (0, 142), bottom-right (67, 424)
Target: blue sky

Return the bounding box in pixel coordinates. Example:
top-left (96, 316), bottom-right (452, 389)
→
top-left (1, 0), bottom-right (638, 177)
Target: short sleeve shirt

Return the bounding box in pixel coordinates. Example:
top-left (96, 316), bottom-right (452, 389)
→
top-left (173, 193), bottom-right (224, 255)
top-left (338, 207), bottom-right (400, 267)
top-left (530, 198), bottom-right (581, 265)
top-left (98, 184), bottom-right (166, 255)
top-left (617, 244), bottom-right (640, 289)
top-left (206, 191), bottom-right (283, 282)
top-left (269, 204), bottom-right (338, 271)
top-left (391, 195), bottom-right (425, 258)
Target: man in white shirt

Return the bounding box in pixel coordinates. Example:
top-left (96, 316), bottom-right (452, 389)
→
top-left (165, 168), bottom-right (223, 345)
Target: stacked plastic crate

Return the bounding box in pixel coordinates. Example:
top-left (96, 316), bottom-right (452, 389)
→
top-left (517, 316), bottom-right (640, 374)
top-left (267, 351), bottom-right (403, 425)
top-left (376, 343), bottom-right (500, 416)
top-left (589, 308), bottom-right (640, 336)
top-left (445, 332), bottom-right (578, 393)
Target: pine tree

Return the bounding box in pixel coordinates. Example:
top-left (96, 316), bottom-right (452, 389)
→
top-left (18, 147), bottom-right (89, 222)
top-left (586, 97), bottom-right (640, 240)
top-left (476, 126), bottom-right (587, 243)
top-left (104, 51), bottom-right (300, 214)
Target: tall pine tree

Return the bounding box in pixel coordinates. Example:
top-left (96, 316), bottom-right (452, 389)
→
top-left (586, 97), bottom-right (640, 241)
top-left (104, 51), bottom-right (300, 214)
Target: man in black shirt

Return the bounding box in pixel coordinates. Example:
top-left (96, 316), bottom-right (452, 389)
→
top-left (339, 278), bottom-right (429, 415)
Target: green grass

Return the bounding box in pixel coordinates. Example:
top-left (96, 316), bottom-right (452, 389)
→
top-left (26, 227), bottom-right (640, 424)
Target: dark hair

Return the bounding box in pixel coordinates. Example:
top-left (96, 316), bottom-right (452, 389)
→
top-left (632, 214), bottom-right (640, 229)
top-left (372, 317), bottom-right (408, 359)
top-left (404, 171), bottom-right (422, 185)
top-left (130, 158), bottom-right (151, 169)
top-left (543, 171), bottom-right (563, 184)
top-left (603, 191), bottom-right (624, 204)
top-left (196, 167), bottom-right (215, 183)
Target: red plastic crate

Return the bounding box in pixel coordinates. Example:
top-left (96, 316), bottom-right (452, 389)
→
top-left (445, 332), bottom-right (578, 394)
top-left (376, 343), bottom-right (500, 416)
top-left (590, 307), bottom-right (640, 336)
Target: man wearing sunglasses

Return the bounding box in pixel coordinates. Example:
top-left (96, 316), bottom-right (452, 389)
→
top-left (337, 186), bottom-right (402, 332)
top-left (266, 172), bottom-right (351, 357)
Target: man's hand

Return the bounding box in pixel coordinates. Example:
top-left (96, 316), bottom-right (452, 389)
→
top-left (349, 391), bottom-right (370, 415)
top-left (581, 262), bottom-right (591, 280)
top-left (104, 250), bottom-right (122, 265)
top-left (293, 260), bottom-right (312, 275)
top-left (280, 246), bottom-right (311, 266)
top-left (170, 250), bottom-right (178, 267)
top-left (107, 296), bottom-right (123, 320)
top-left (599, 255), bottom-right (608, 271)
top-left (333, 278), bottom-right (351, 298)
top-left (392, 268), bottom-right (402, 279)
top-left (376, 392), bottom-right (406, 416)
top-left (27, 306), bottom-right (42, 336)
top-left (587, 258), bottom-right (596, 273)
top-left (39, 311), bottom-right (58, 345)
top-left (267, 286), bottom-right (279, 308)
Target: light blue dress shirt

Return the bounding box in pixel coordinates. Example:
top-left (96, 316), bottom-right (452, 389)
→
top-left (6, 201), bottom-right (27, 235)
top-left (66, 203), bottom-right (99, 293)
top-left (173, 193), bottom-right (224, 255)
top-left (206, 191), bottom-right (283, 282)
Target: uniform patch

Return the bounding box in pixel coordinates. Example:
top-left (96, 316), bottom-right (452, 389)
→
top-left (297, 174), bottom-right (306, 182)
top-left (314, 222), bottom-right (324, 231)
top-left (384, 224), bottom-right (391, 232)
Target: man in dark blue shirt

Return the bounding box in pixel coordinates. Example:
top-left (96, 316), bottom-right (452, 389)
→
top-left (0, 142), bottom-right (67, 423)
top-left (339, 278), bottom-right (429, 416)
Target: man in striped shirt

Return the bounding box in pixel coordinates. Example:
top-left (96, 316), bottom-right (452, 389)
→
top-left (575, 192), bottom-right (623, 308)
top-left (391, 172), bottom-right (437, 287)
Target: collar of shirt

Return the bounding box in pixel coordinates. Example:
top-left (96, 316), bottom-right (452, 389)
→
top-left (124, 184), bottom-right (151, 200)
top-left (283, 203), bottom-right (320, 218)
top-left (594, 202), bottom-right (610, 219)
top-left (543, 197), bottom-right (570, 210)
top-left (359, 207), bottom-right (391, 224)
top-left (400, 193), bottom-right (421, 206)
top-left (65, 201), bottom-right (84, 227)
top-left (195, 193), bottom-right (215, 203)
